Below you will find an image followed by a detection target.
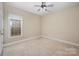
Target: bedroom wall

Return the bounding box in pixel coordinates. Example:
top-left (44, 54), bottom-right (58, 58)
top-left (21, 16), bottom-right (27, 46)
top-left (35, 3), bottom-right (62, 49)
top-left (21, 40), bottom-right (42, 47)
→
top-left (4, 5), bottom-right (41, 43)
top-left (3, 4), bottom-right (79, 45)
top-left (41, 6), bottom-right (79, 44)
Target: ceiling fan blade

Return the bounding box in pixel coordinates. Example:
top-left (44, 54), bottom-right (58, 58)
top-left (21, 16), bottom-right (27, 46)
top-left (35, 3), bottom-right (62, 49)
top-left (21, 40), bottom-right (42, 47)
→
top-left (37, 9), bottom-right (41, 11)
top-left (47, 4), bottom-right (54, 7)
top-left (34, 5), bottom-right (40, 7)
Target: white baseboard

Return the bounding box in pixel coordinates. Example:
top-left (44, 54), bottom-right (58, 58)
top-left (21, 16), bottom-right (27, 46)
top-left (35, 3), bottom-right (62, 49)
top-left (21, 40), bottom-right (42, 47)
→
top-left (42, 35), bottom-right (79, 47)
top-left (4, 35), bottom-right (79, 48)
top-left (4, 35), bottom-right (41, 47)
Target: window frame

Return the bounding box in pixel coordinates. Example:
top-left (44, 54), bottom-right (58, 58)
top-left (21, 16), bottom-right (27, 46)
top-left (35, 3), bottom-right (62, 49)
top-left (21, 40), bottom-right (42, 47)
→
top-left (8, 14), bottom-right (23, 38)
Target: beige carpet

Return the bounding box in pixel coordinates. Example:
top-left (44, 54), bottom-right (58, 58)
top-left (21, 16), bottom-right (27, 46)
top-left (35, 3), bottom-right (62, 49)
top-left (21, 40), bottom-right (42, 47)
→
top-left (3, 38), bottom-right (79, 56)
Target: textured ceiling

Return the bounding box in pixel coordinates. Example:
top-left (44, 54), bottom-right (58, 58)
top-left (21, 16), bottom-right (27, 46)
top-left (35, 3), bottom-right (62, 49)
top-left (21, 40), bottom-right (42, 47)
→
top-left (5, 2), bottom-right (79, 16)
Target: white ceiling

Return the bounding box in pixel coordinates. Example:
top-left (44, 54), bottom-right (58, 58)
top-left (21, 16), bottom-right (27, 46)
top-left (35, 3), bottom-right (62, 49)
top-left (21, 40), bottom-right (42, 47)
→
top-left (5, 2), bottom-right (79, 16)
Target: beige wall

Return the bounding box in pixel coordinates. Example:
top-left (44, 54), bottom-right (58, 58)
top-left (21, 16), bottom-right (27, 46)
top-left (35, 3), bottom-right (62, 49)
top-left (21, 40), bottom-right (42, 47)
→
top-left (4, 5), bottom-right (41, 43)
top-left (41, 6), bottom-right (79, 44)
top-left (4, 4), bottom-right (79, 45)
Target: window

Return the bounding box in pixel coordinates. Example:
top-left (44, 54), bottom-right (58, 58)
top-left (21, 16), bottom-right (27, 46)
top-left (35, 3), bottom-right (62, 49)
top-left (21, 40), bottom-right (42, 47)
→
top-left (8, 14), bottom-right (22, 37)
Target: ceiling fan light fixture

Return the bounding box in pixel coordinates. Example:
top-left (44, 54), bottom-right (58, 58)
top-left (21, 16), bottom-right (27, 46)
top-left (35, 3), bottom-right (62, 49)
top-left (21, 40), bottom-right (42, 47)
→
top-left (34, 2), bottom-right (53, 12)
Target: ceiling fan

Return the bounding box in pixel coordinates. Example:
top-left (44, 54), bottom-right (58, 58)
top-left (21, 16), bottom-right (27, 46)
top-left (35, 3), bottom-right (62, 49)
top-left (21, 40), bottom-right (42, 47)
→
top-left (34, 2), bottom-right (54, 11)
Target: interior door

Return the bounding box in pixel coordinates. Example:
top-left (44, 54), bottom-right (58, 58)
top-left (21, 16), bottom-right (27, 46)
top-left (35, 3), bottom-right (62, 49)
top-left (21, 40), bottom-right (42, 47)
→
top-left (0, 2), bottom-right (3, 56)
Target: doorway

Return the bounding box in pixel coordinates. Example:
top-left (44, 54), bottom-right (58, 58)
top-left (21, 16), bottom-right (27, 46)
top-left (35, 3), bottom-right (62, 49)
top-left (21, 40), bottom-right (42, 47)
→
top-left (0, 2), bottom-right (3, 55)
